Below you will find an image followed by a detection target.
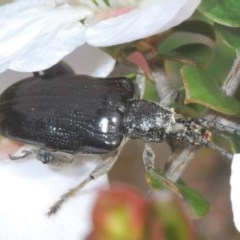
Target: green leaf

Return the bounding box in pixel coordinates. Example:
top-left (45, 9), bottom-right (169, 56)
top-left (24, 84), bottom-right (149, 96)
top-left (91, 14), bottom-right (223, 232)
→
top-left (146, 170), bottom-right (210, 218)
top-left (173, 20), bottom-right (216, 41)
top-left (181, 65), bottom-right (240, 115)
top-left (146, 170), bottom-right (165, 189)
top-left (176, 183), bottom-right (210, 218)
top-left (199, 0), bottom-right (240, 27)
top-left (221, 134), bottom-right (240, 154)
top-left (215, 24), bottom-right (240, 51)
top-left (158, 33), bottom-right (213, 56)
top-left (159, 44), bottom-right (213, 68)
top-left (173, 88), bottom-right (208, 117)
top-left (206, 40), bottom-right (235, 85)
top-left (125, 72), bottom-right (138, 81)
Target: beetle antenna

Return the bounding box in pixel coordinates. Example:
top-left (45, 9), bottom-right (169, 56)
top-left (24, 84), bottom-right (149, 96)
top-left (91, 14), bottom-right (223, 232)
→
top-left (203, 139), bottom-right (233, 159)
top-left (199, 138), bottom-right (233, 159)
top-left (184, 135), bottom-right (233, 159)
top-left (196, 119), bottom-right (240, 135)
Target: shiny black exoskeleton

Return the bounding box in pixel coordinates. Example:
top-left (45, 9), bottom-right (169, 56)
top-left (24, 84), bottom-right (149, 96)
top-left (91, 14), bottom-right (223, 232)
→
top-left (0, 72), bottom-right (136, 154)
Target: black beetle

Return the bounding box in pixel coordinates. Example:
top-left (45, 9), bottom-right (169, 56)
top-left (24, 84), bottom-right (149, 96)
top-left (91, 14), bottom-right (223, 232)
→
top-left (0, 63), bottom-right (238, 214)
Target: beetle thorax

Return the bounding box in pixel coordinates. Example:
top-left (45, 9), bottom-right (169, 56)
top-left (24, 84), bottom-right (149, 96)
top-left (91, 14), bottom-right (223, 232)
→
top-left (122, 100), bottom-right (173, 142)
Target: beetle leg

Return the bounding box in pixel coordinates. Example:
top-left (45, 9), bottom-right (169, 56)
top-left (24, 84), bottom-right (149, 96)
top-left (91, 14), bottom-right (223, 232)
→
top-left (142, 143), bottom-right (183, 198)
top-left (9, 148), bottom-right (76, 168)
top-left (34, 149), bottom-right (76, 168)
top-left (9, 150), bottom-right (32, 160)
top-left (47, 150), bottom-right (120, 216)
top-left (143, 143), bottom-right (155, 170)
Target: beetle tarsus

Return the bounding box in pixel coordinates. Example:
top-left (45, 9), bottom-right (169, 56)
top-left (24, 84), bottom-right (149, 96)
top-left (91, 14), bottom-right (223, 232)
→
top-left (9, 150), bottom-right (32, 160)
top-left (47, 177), bottom-right (91, 216)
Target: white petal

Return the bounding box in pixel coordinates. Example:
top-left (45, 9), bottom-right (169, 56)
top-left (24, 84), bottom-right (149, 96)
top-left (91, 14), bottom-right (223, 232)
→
top-left (63, 44), bottom-right (115, 77)
top-left (230, 154), bottom-right (240, 232)
top-left (0, 1), bottom-right (92, 72)
top-left (0, 46), bottom-right (115, 91)
top-left (85, 0), bottom-right (201, 46)
top-left (0, 147), bottom-right (108, 240)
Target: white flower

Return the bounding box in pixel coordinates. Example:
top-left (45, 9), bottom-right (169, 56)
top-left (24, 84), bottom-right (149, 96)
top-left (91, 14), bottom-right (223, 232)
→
top-left (230, 154), bottom-right (240, 232)
top-left (0, 0), bottom-right (200, 73)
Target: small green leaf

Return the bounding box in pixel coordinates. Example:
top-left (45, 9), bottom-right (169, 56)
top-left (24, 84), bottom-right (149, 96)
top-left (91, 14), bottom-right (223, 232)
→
top-left (173, 20), bottom-right (216, 41)
top-left (146, 170), bottom-right (210, 218)
top-left (215, 24), bottom-right (240, 51)
top-left (159, 44), bottom-right (213, 68)
top-left (181, 65), bottom-right (240, 115)
top-left (176, 183), bottom-right (210, 218)
top-left (125, 72), bottom-right (138, 81)
top-left (158, 33), bottom-right (213, 56)
top-left (146, 169), bottom-right (182, 198)
top-left (174, 88), bottom-right (208, 117)
top-left (231, 135), bottom-right (240, 153)
top-left (221, 134), bottom-right (240, 154)
top-left (206, 41), bottom-right (236, 85)
top-left (146, 170), bottom-right (165, 189)
top-left (199, 0), bottom-right (240, 27)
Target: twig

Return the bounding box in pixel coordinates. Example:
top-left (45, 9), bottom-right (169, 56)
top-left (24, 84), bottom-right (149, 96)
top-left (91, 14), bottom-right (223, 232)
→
top-left (221, 52), bottom-right (240, 96)
top-left (164, 146), bottom-right (196, 182)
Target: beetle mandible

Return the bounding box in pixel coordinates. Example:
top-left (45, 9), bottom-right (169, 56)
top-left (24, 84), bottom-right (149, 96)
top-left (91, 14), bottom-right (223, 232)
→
top-left (0, 63), bottom-right (238, 215)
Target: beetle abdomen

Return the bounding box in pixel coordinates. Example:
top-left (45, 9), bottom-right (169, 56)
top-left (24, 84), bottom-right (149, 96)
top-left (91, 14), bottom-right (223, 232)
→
top-left (0, 75), bottom-right (136, 153)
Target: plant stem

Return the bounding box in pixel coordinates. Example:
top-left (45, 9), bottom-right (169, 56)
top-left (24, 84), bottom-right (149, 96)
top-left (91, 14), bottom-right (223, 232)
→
top-left (222, 52), bottom-right (240, 96)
